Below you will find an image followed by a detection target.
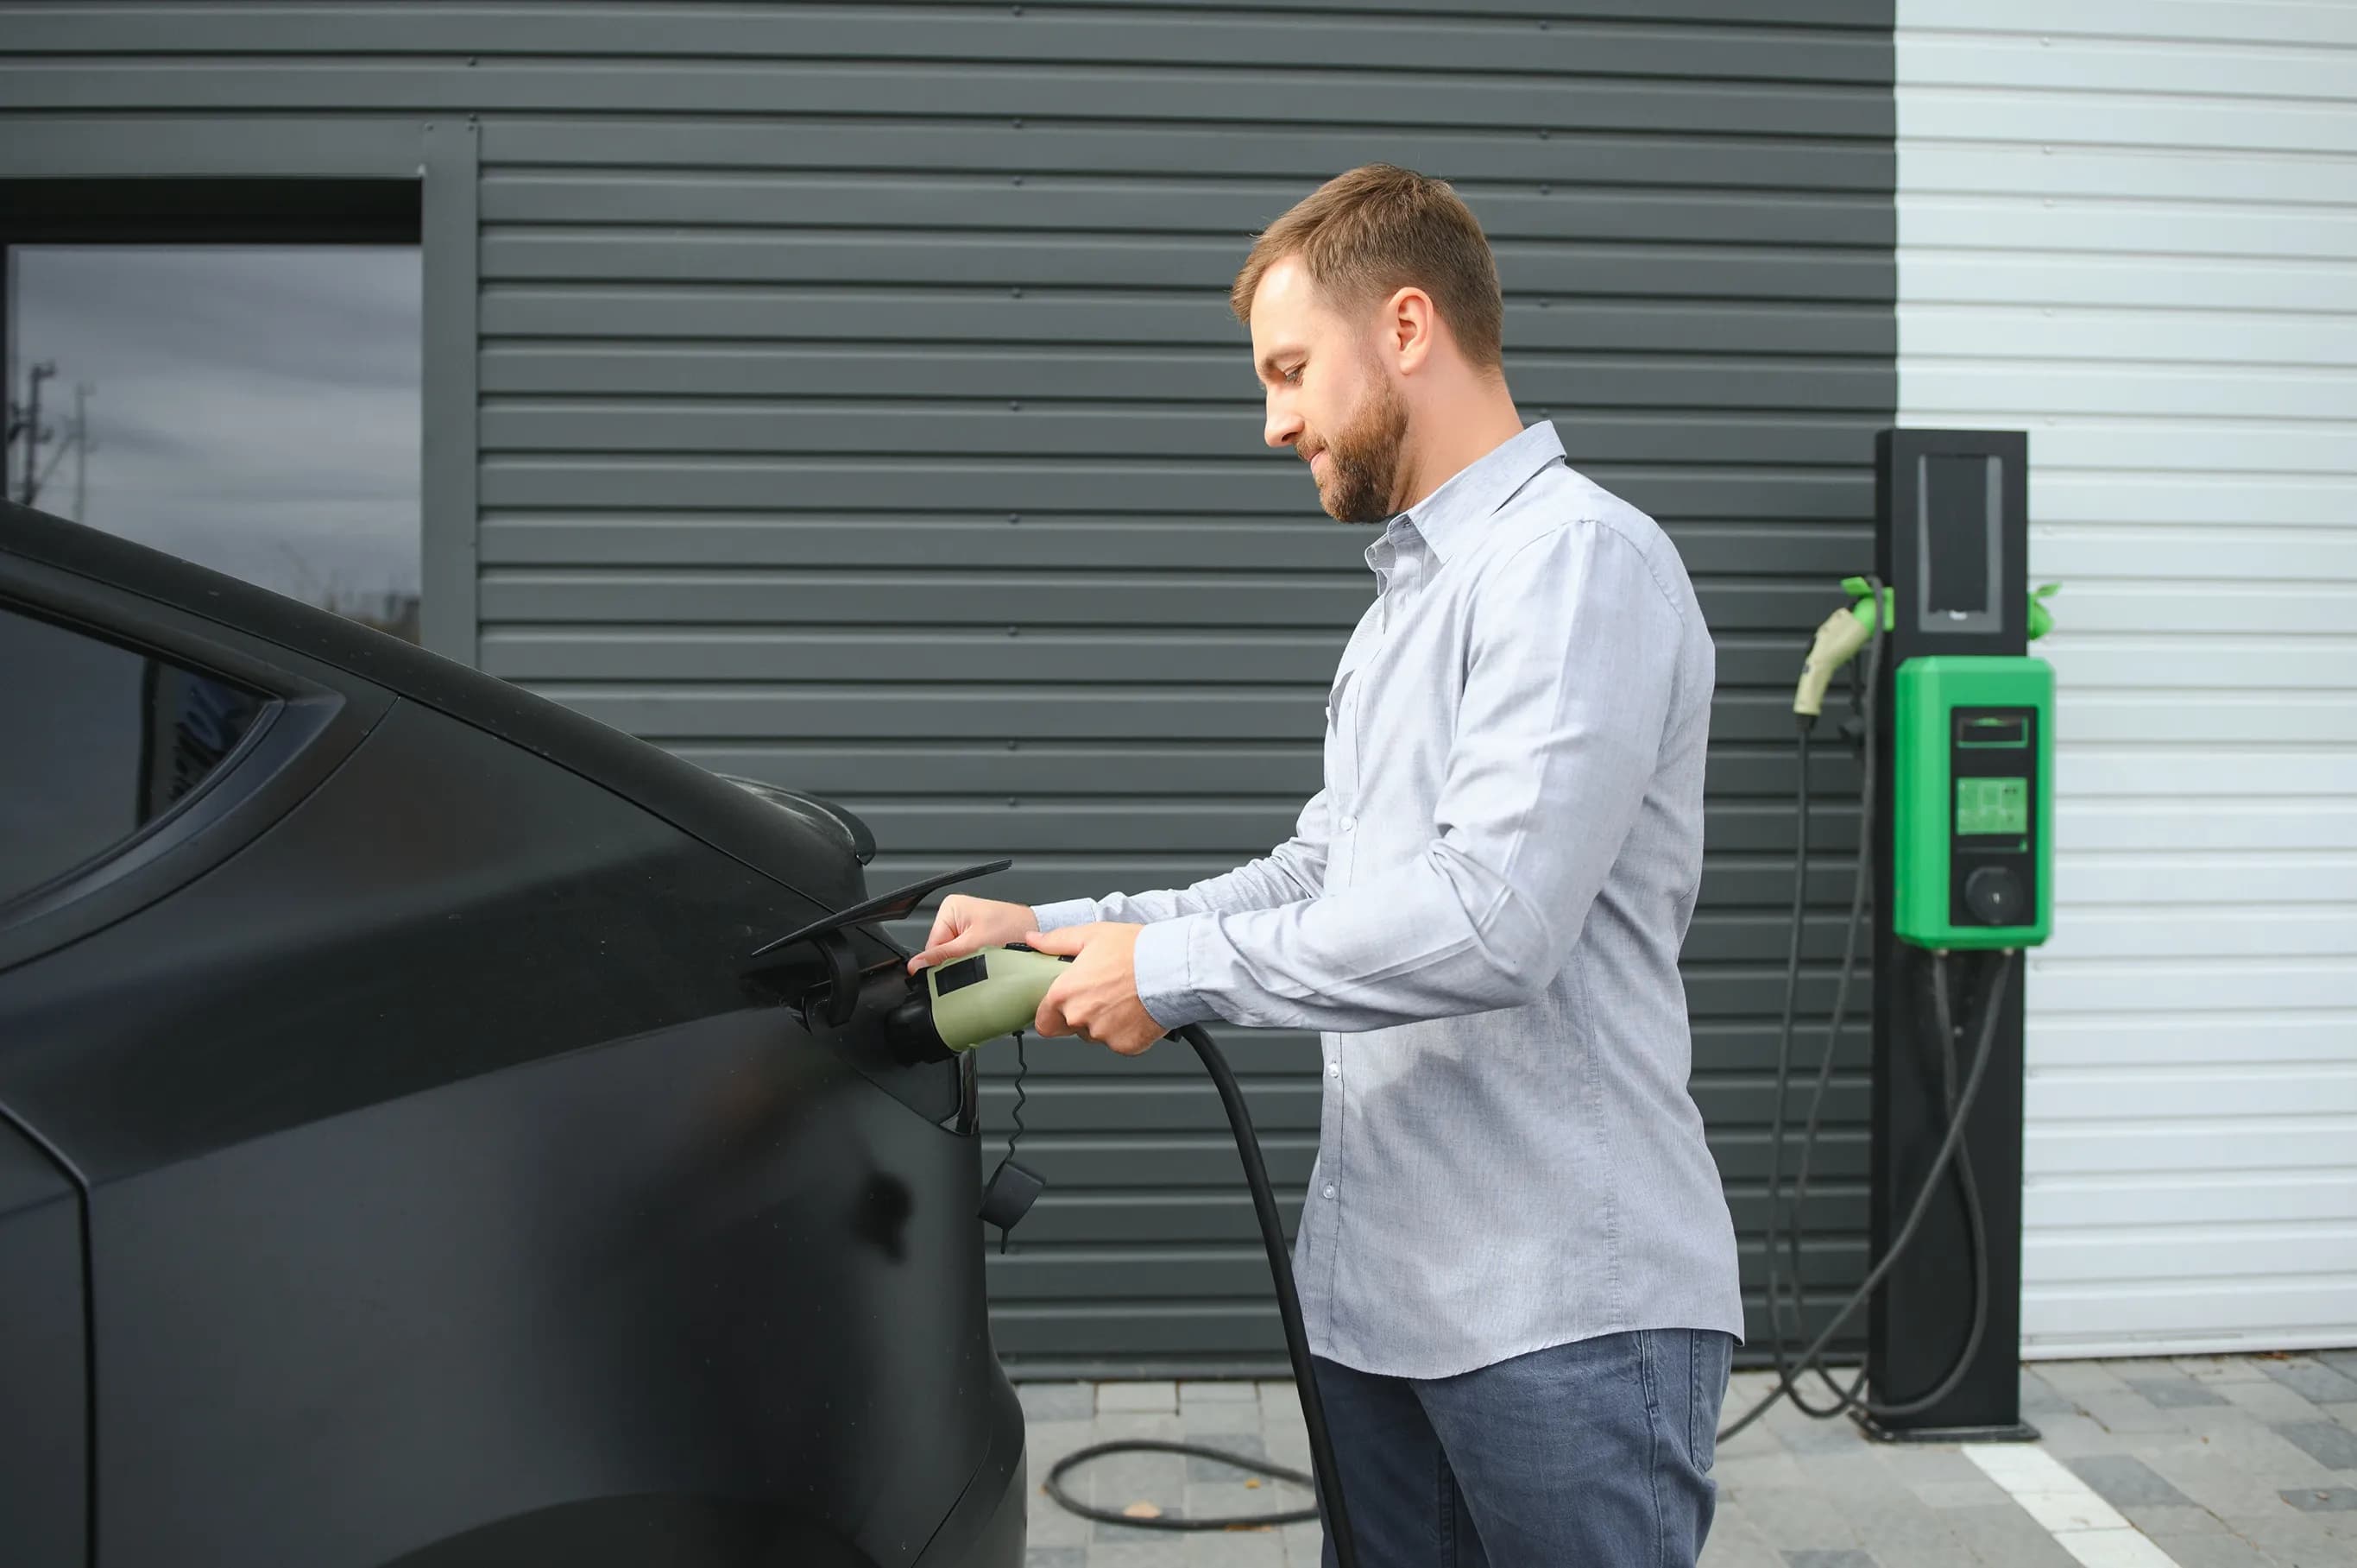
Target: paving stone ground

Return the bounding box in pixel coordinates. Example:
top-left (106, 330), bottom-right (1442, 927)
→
top-left (1016, 1351), bottom-right (2357, 1566)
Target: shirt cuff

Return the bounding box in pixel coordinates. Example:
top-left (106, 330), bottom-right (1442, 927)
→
top-left (1134, 915), bottom-right (1216, 1030)
top-left (1028, 897), bottom-right (1102, 933)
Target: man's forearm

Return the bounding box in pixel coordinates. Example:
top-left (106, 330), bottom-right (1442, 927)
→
top-left (1031, 847), bottom-right (1323, 931)
top-left (1031, 790), bottom-right (1332, 934)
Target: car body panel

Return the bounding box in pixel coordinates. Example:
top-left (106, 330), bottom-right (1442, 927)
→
top-left (0, 505), bottom-right (1023, 1567)
top-left (0, 1116), bottom-right (85, 1568)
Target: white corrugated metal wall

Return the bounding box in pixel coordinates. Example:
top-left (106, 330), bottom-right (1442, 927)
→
top-left (1896, 0), bottom-right (2357, 1357)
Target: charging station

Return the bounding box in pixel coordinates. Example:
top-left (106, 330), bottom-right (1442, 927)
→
top-left (1738, 427), bottom-right (2054, 1445)
top-left (1864, 428), bottom-right (2045, 1441)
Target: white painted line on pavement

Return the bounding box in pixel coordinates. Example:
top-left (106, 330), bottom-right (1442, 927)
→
top-left (1963, 1443), bottom-right (2183, 1568)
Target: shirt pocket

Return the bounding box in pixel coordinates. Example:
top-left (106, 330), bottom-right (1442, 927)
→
top-left (1326, 666), bottom-right (1354, 730)
top-left (1323, 665), bottom-right (1358, 809)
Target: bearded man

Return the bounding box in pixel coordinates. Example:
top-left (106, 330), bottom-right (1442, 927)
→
top-left (911, 164), bottom-right (1743, 1568)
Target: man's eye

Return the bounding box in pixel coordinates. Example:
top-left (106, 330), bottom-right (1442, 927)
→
top-left (1284, 365), bottom-right (1304, 385)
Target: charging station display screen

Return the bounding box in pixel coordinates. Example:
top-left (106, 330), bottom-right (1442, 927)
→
top-left (1957, 777), bottom-right (2028, 836)
top-left (1922, 454), bottom-right (1995, 615)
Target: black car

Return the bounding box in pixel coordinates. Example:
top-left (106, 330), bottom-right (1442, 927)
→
top-left (0, 504), bottom-right (1025, 1567)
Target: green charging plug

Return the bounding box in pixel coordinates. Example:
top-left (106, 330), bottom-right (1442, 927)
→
top-left (1793, 576), bottom-right (1895, 720)
top-left (890, 944), bottom-right (1075, 1058)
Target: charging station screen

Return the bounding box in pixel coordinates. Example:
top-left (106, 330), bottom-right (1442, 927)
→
top-left (1922, 453), bottom-right (1995, 615)
top-left (1957, 777), bottom-right (2028, 836)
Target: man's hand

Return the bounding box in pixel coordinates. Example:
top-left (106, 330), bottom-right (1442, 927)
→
top-left (908, 895), bottom-right (1039, 974)
top-left (1025, 923), bottom-right (1167, 1055)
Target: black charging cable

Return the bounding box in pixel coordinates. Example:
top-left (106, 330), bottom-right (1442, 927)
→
top-left (1043, 1023), bottom-right (1361, 1568)
top-left (1721, 946), bottom-right (2013, 1442)
top-left (1751, 577), bottom-right (1888, 1423)
top-left (1721, 573), bottom-right (2006, 1439)
top-left (998, 1032), bottom-right (1030, 1256)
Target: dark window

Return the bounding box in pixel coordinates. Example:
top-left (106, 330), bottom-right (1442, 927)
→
top-left (0, 603), bottom-right (269, 903)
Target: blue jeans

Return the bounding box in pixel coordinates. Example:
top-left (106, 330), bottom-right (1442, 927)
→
top-left (1313, 1329), bottom-right (1734, 1568)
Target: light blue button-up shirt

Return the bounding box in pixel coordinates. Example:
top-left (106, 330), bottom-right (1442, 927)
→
top-left (1034, 420), bottom-right (1743, 1378)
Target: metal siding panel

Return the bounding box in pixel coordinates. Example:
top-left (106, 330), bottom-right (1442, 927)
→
top-left (1906, 308), bottom-right (2357, 368)
top-left (2030, 1176), bottom-right (2357, 1228)
top-left (475, 343), bottom-right (1866, 402)
top-left (1904, 34), bottom-right (2357, 99)
top-left (477, 403), bottom-right (1893, 450)
top-left (2032, 1014), bottom-right (2357, 1068)
top-left (419, 118), bottom-right (481, 664)
top-left (2032, 475), bottom-right (2357, 530)
top-left (1900, 254), bottom-right (2357, 314)
top-left (2058, 853), bottom-right (2357, 906)
top-left (1903, 198), bottom-right (2357, 262)
top-left (0, 114), bottom-right (424, 176)
top-left (0, 63), bottom-right (1895, 139)
top-left (477, 231), bottom-right (1897, 299)
top-left (1905, 0), bottom-right (2357, 47)
top-left (477, 289), bottom-right (1898, 355)
top-left (480, 117), bottom-right (1900, 191)
top-left (0, 0), bottom-right (1894, 1376)
top-left (471, 457), bottom-right (1876, 524)
top-left (1900, 90), bottom-right (2357, 154)
top-left (2055, 799), bottom-right (2357, 848)
top-left (473, 517), bottom-right (1874, 578)
top-left (476, 173), bottom-right (1897, 248)
top-left (1901, 0), bottom-right (2357, 1362)
top-left (0, 7), bottom-right (1895, 82)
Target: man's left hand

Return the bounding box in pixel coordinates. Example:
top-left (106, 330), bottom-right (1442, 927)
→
top-left (1024, 923), bottom-right (1166, 1056)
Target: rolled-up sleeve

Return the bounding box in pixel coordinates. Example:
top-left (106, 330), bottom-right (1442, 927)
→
top-left (1133, 522), bottom-right (1680, 1033)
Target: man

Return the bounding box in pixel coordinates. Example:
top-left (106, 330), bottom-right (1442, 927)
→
top-left (910, 164), bottom-right (1742, 1566)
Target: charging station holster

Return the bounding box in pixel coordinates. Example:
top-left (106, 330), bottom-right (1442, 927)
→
top-left (979, 1159), bottom-right (1044, 1235)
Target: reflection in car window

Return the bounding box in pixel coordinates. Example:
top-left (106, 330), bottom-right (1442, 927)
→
top-left (0, 603), bottom-right (270, 903)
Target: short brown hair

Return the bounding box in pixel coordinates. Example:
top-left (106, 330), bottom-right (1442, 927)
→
top-left (1230, 164), bottom-right (1504, 370)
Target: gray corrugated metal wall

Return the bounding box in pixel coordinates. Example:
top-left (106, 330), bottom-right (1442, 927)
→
top-left (1, 0), bottom-right (1894, 1376)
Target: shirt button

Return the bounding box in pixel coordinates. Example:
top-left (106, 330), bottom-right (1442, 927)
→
top-left (1322, 1185), bottom-right (1337, 1200)
top-left (1327, 1061), bottom-right (1340, 1078)
top-left (1340, 815), bottom-right (1357, 831)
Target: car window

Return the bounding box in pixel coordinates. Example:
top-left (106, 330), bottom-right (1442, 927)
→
top-left (0, 602), bottom-right (271, 904)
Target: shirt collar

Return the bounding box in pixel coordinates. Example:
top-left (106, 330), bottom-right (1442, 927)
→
top-left (1364, 419), bottom-right (1566, 576)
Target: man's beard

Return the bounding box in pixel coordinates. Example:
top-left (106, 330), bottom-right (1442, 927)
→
top-left (1308, 377), bottom-right (1411, 525)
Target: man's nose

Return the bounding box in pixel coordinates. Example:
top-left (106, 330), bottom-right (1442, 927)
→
top-left (1264, 406), bottom-right (1302, 450)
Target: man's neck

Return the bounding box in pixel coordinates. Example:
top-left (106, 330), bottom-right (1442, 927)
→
top-left (1396, 384), bottom-right (1528, 513)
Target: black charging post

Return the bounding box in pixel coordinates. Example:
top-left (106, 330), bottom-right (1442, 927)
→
top-left (1862, 429), bottom-right (2039, 1442)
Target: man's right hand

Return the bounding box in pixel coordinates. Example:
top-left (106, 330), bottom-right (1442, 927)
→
top-left (907, 895), bottom-right (1042, 974)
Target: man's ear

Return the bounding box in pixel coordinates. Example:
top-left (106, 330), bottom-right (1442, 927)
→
top-left (1388, 286), bottom-right (1437, 375)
